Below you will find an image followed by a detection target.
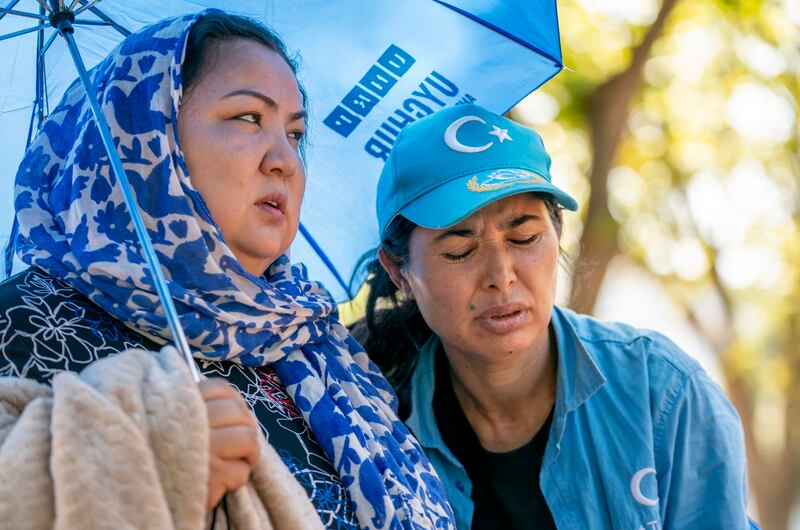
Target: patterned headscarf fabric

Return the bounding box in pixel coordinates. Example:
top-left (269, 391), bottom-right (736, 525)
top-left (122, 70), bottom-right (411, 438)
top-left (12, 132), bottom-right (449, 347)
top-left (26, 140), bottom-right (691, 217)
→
top-left (11, 11), bottom-right (453, 529)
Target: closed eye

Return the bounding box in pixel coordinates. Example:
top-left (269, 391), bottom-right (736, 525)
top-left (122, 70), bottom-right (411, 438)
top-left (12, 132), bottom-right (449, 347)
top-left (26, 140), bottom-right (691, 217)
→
top-left (509, 234), bottom-right (541, 245)
top-left (443, 247), bottom-right (476, 262)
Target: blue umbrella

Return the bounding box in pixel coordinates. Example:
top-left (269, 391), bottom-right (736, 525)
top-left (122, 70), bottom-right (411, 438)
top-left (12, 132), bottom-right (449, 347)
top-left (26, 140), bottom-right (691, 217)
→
top-left (0, 1), bottom-right (563, 324)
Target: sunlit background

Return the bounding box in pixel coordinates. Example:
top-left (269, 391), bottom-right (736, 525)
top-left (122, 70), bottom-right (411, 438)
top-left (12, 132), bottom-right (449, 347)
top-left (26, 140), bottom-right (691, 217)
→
top-left (339, 2), bottom-right (798, 526)
top-left (508, 0), bottom-right (798, 527)
top-left (0, 0), bottom-right (794, 525)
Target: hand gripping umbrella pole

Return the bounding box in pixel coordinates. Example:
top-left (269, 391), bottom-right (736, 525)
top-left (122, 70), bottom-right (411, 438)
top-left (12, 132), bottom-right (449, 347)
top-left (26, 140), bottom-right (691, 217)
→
top-left (47, 2), bottom-right (202, 383)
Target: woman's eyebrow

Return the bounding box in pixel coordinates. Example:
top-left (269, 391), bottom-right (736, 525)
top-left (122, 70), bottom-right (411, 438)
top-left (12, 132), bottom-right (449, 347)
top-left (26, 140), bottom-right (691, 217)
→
top-left (222, 89), bottom-right (307, 122)
top-left (432, 214), bottom-right (542, 243)
top-left (432, 228), bottom-right (474, 243)
top-left (504, 214), bottom-right (542, 229)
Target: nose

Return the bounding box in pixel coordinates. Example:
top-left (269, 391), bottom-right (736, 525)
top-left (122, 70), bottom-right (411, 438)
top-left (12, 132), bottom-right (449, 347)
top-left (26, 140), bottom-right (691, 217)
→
top-left (480, 243), bottom-right (517, 292)
top-left (259, 132), bottom-right (299, 179)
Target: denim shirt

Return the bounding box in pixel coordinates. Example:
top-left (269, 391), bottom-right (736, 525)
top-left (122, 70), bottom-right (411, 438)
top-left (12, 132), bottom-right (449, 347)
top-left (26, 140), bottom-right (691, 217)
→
top-left (405, 306), bottom-right (754, 530)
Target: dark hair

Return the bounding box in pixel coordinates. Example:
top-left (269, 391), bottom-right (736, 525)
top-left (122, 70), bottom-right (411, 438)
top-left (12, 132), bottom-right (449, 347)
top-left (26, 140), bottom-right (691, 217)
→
top-left (181, 12), bottom-right (308, 153)
top-left (350, 193), bottom-right (564, 390)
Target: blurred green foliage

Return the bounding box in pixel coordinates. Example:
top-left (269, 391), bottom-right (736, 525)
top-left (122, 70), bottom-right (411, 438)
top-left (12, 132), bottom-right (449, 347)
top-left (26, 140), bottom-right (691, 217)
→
top-left (510, 0), bottom-right (798, 527)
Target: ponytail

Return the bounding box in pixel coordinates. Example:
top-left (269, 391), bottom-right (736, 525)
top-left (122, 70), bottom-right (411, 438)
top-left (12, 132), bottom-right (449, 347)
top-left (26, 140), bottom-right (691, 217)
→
top-left (350, 216), bottom-right (432, 391)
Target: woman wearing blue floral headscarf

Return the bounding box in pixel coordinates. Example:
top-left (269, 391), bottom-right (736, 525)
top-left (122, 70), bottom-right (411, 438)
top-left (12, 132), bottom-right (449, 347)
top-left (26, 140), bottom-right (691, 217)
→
top-left (0, 10), bottom-right (453, 529)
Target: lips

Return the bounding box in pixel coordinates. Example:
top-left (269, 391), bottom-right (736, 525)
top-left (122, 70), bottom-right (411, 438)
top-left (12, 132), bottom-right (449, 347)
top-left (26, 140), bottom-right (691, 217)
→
top-left (477, 303), bottom-right (529, 334)
top-left (254, 191), bottom-right (287, 219)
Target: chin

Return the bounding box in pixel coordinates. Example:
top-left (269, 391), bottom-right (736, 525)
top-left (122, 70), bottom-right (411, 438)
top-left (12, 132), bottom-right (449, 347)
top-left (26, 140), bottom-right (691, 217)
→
top-left (467, 336), bottom-right (532, 360)
top-left (229, 246), bottom-right (282, 275)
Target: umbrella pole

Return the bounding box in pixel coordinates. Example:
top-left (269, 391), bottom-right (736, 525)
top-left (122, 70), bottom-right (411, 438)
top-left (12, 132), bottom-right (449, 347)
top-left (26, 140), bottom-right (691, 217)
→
top-left (49, 8), bottom-right (201, 383)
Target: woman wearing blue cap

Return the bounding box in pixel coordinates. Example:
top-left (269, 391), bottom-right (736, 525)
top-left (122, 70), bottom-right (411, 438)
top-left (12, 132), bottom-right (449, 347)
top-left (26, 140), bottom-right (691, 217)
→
top-left (354, 104), bottom-right (754, 529)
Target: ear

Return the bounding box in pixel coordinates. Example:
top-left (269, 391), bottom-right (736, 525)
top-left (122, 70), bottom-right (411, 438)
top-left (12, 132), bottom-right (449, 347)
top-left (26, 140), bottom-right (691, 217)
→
top-left (378, 249), bottom-right (414, 299)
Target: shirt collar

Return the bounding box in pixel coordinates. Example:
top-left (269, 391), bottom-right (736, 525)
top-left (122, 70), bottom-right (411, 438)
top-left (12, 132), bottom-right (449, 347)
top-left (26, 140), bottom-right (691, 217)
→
top-left (550, 306), bottom-right (606, 414)
top-left (405, 334), bottom-right (464, 467)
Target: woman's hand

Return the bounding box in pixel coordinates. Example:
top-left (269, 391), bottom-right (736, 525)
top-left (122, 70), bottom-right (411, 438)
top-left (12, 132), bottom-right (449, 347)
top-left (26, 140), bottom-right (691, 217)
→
top-left (200, 378), bottom-right (261, 511)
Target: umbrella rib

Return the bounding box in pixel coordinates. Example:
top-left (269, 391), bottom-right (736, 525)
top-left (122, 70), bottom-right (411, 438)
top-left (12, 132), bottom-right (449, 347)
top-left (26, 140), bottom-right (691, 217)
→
top-left (67, 0), bottom-right (81, 11)
top-left (78, 0), bottom-right (130, 36)
top-left (34, 4), bottom-right (47, 129)
top-left (0, 0), bottom-right (22, 23)
top-left (59, 29), bottom-right (201, 381)
top-left (73, 19), bottom-right (110, 26)
top-left (431, 0), bottom-right (564, 69)
top-left (297, 223), bottom-right (353, 299)
top-left (0, 23), bottom-right (49, 42)
top-left (39, 29), bottom-right (57, 57)
top-left (0, 7), bottom-right (48, 21)
top-left (74, 0), bottom-right (102, 16)
top-left (34, 0), bottom-right (52, 14)
top-left (42, 54), bottom-right (50, 119)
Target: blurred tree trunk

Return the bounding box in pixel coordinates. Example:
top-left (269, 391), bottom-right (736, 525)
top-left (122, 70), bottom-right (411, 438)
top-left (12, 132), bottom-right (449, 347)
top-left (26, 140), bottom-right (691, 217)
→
top-left (782, 306), bottom-right (800, 528)
top-left (683, 258), bottom-right (800, 530)
top-left (569, 0), bottom-right (680, 313)
top-left (676, 143), bottom-right (800, 529)
top-left (558, 0), bottom-right (797, 524)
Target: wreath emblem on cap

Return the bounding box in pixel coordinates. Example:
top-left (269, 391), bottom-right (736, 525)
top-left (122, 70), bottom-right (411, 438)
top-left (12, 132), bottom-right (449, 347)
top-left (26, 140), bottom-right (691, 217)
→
top-left (466, 168), bottom-right (546, 192)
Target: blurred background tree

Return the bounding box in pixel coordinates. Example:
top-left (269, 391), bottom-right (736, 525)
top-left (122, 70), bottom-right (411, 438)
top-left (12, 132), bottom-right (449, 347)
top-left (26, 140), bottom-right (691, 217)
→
top-left (506, 0), bottom-right (798, 527)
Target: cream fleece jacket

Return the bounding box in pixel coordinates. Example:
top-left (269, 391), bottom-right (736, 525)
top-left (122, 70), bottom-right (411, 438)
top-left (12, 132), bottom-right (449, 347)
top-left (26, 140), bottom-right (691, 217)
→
top-left (0, 347), bottom-right (323, 530)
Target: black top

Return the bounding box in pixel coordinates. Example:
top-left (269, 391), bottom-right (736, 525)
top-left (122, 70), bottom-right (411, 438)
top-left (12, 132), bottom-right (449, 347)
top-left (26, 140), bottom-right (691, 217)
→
top-left (432, 348), bottom-right (556, 530)
top-left (0, 267), bottom-right (357, 529)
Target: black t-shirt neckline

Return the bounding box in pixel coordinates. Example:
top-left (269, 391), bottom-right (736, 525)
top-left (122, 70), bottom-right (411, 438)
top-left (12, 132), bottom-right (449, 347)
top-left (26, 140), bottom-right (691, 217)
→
top-left (432, 344), bottom-right (557, 530)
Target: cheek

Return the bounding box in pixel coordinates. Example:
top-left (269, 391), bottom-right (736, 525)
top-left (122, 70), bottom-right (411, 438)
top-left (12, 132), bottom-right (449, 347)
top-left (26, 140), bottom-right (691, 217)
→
top-left (182, 126), bottom-right (225, 187)
top-left (540, 237), bottom-right (560, 282)
top-left (184, 117), bottom-right (251, 169)
top-left (410, 264), bottom-right (471, 332)
top-left (291, 167), bottom-right (306, 206)
top-left (520, 238), bottom-right (560, 301)
top-left (190, 156), bottom-right (242, 210)
top-left (183, 150), bottom-right (248, 234)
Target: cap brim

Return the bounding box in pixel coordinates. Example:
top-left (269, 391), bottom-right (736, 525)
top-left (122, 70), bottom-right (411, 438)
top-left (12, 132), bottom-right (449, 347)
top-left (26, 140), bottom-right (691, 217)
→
top-left (398, 168), bottom-right (578, 230)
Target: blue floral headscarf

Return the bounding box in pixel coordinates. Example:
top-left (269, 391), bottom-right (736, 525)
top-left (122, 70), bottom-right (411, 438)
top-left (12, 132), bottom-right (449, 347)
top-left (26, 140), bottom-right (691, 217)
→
top-left (11, 11), bottom-right (453, 529)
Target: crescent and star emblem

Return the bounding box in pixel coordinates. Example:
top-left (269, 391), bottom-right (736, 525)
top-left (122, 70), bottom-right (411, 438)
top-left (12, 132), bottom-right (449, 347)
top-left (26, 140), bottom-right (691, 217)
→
top-left (630, 467), bottom-right (659, 507)
top-left (444, 115), bottom-right (512, 153)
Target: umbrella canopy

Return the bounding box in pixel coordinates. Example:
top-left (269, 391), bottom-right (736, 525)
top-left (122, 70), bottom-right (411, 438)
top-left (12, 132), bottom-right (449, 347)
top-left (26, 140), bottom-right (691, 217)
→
top-left (0, 0), bottom-right (563, 301)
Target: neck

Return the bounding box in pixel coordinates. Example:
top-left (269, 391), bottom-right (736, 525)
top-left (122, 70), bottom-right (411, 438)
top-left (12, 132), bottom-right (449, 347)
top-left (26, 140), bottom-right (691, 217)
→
top-left (444, 329), bottom-right (557, 451)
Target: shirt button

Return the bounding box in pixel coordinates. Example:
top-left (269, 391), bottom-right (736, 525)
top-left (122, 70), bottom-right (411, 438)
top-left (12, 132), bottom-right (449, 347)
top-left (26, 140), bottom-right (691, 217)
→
top-left (455, 481), bottom-right (465, 492)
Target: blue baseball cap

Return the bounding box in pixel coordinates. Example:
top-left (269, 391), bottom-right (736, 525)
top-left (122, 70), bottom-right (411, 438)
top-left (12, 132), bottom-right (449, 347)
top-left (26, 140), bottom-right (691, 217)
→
top-left (376, 104), bottom-right (578, 239)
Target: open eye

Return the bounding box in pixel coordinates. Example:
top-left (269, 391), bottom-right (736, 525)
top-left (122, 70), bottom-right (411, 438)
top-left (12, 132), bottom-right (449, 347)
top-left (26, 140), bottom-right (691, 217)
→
top-left (288, 129), bottom-right (305, 144)
top-left (236, 112), bottom-right (261, 125)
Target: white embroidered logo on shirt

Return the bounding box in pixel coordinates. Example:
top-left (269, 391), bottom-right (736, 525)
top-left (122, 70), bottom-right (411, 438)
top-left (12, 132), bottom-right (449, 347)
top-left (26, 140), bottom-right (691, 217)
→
top-left (630, 467), bottom-right (659, 506)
